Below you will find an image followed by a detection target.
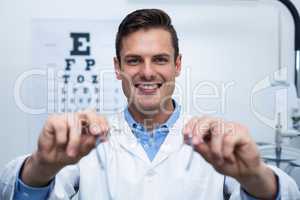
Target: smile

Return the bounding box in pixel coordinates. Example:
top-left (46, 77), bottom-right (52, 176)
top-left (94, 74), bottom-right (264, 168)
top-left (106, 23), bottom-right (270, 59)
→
top-left (134, 83), bottom-right (163, 94)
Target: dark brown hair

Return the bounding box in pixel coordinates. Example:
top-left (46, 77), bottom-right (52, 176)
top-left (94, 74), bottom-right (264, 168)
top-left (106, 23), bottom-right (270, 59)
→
top-left (115, 9), bottom-right (179, 62)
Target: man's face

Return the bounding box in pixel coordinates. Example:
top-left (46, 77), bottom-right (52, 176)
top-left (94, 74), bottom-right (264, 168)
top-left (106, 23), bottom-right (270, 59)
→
top-left (114, 28), bottom-right (181, 115)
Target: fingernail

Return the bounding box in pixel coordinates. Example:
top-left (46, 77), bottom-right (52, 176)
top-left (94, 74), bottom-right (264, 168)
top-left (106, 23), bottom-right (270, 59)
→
top-left (90, 125), bottom-right (101, 135)
top-left (192, 137), bottom-right (200, 145)
top-left (68, 148), bottom-right (76, 157)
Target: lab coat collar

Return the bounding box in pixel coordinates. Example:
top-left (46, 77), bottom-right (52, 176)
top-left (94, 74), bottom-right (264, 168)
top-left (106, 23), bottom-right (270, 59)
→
top-left (110, 111), bottom-right (189, 167)
top-left (110, 112), bottom-right (150, 164)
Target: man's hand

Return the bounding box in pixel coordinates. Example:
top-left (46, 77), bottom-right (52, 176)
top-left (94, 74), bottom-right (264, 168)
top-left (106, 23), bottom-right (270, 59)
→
top-left (183, 116), bottom-right (278, 199)
top-left (21, 110), bottom-right (109, 187)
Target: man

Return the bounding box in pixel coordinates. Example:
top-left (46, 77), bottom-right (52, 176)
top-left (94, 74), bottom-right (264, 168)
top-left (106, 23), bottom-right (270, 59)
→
top-left (1, 8), bottom-right (300, 200)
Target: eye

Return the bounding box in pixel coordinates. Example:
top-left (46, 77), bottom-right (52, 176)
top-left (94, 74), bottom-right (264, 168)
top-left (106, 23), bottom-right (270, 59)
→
top-left (126, 57), bottom-right (141, 66)
top-left (153, 56), bottom-right (169, 65)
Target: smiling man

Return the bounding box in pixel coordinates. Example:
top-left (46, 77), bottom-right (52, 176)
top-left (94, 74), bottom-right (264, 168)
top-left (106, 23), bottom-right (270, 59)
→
top-left (1, 9), bottom-right (300, 200)
top-left (114, 23), bottom-right (181, 128)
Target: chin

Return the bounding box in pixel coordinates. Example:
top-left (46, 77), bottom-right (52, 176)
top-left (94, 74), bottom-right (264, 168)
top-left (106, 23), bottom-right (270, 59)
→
top-left (134, 98), bottom-right (161, 115)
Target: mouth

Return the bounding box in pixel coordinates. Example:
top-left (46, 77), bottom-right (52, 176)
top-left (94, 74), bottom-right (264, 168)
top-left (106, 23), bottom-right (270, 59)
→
top-left (134, 82), bottom-right (163, 95)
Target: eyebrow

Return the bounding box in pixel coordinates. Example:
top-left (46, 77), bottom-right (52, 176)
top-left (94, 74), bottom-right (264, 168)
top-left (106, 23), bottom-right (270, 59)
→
top-left (124, 53), bottom-right (171, 58)
top-left (124, 54), bottom-right (141, 59)
top-left (152, 53), bottom-right (171, 58)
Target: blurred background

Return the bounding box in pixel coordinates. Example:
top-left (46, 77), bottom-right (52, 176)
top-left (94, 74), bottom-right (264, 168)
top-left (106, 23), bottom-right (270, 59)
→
top-left (1, 0), bottom-right (300, 188)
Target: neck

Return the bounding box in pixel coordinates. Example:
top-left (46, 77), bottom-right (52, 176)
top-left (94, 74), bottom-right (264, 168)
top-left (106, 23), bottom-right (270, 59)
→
top-left (128, 99), bottom-right (175, 131)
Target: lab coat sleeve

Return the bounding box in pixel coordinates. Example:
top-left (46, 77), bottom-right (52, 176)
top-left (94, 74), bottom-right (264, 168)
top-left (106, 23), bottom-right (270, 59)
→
top-left (225, 165), bottom-right (300, 200)
top-left (14, 174), bottom-right (53, 200)
top-left (0, 155), bottom-right (28, 200)
top-left (0, 155), bottom-right (80, 200)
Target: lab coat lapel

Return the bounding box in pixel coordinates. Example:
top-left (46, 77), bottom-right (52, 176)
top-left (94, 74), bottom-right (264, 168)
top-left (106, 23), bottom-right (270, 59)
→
top-left (151, 114), bottom-right (187, 167)
top-left (111, 113), bottom-right (151, 164)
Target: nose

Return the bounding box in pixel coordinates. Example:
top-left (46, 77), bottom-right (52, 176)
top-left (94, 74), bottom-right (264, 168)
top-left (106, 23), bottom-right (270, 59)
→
top-left (139, 60), bottom-right (156, 80)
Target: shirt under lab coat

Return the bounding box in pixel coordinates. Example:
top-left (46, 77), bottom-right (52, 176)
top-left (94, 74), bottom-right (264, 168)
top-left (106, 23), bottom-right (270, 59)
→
top-left (1, 112), bottom-right (300, 200)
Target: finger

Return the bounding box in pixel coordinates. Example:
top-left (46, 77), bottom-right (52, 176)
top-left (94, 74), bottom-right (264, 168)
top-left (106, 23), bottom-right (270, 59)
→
top-left (183, 116), bottom-right (216, 144)
top-left (221, 122), bottom-right (242, 163)
top-left (43, 115), bottom-right (56, 135)
top-left (92, 116), bottom-right (109, 140)
top-left (53, 115), bottom-right (69, 149)
top-left (78, 111), bottom-right (109, 155)
top-left (79, 110), bottom-right (109, 137)
top-left (194, 141), bottom-right (213, 164)
top-left (209, 122), bottom-right (225, 165)
top-left (183, 117), bottom-right (199, 142)
top-left (228, 123), bottom-right (260, 164)
top-left (191, 116), bottom-right (220, 145)
top-left (42, 115), bottom-right (66, 151)
top-left (191, 117), bottom-right (223, 165)
top-left (79, 134), bottom-right (98, 156)
top-left (222, 133), bottom-right (237, 164)
top-left (66, 113), bottom-right (81, 158)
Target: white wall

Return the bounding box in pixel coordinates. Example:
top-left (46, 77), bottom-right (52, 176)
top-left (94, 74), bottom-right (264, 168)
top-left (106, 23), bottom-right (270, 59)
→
top-left (1, 0), bottom-right (300, 184)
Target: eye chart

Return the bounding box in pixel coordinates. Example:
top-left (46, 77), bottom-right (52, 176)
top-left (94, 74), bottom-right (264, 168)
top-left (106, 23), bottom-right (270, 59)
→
top-left (31, 19), bottom-right (126, 114)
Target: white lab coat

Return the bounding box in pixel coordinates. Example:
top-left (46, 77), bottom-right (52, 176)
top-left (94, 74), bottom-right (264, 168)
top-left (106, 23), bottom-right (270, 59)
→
top-left (1, 112), bottom-right (300, 200)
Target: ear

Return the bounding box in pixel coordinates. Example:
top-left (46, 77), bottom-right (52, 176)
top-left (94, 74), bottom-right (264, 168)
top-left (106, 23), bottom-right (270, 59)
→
top-left (175, 54), bottom-right (182, 77)
top-left (114, 57), bottom-right (122, 80)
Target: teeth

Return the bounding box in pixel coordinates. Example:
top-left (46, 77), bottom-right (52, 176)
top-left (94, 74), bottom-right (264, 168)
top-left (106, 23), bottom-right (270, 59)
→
top-left (141, 84), bottom-right (157, 89)
top-left (138, 83), bottom-right (160, 90)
